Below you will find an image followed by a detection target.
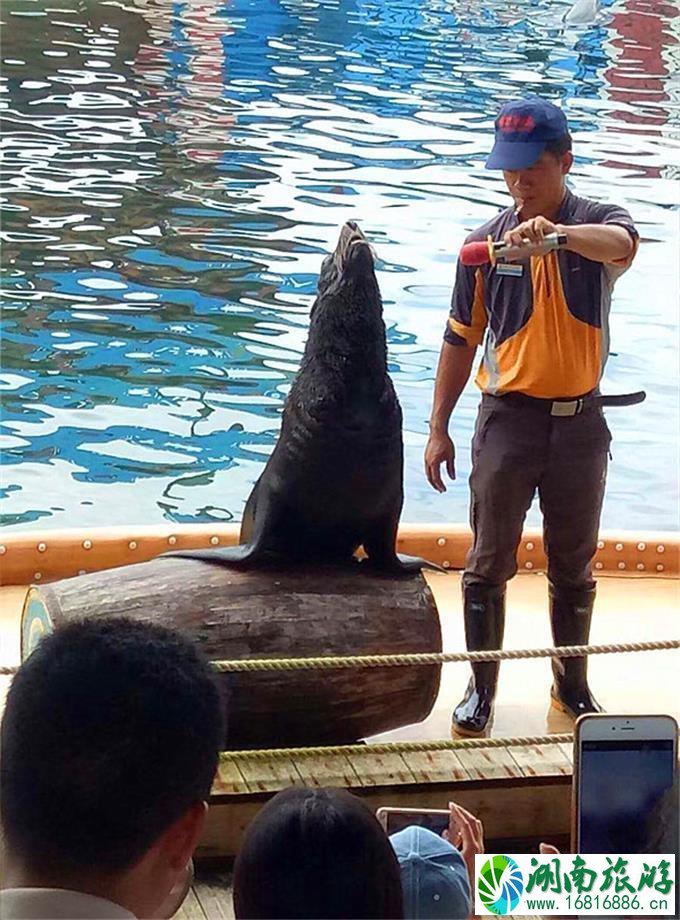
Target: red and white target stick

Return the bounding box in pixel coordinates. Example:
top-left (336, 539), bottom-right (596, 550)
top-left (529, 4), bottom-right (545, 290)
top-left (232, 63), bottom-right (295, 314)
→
top-left (460, 231), bottom-right (568, 266)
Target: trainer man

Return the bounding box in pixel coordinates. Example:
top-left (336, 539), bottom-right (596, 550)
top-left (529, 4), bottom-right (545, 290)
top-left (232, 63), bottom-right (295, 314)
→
top-left (424, 97), bottom-right (638, 735)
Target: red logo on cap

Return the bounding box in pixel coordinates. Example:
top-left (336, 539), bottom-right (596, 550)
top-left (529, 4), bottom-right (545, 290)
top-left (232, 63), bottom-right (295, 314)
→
top-left (499, 114), bottom-right (535, 133)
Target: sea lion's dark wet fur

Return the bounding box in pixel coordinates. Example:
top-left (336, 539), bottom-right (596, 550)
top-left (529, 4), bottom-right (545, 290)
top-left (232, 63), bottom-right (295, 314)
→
top-left (173, 222), bottom-right (435, 573)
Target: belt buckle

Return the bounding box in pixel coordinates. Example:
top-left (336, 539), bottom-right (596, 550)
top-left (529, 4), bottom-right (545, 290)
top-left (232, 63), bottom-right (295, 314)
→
top-left (550, 399), bottom-right (580, 417)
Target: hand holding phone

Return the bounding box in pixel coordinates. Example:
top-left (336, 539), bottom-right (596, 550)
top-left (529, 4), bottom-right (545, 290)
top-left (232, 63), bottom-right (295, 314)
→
top-left (443, 801), bottom-right (485, 887)
top-left (376, 802), bottom-right (485, 886)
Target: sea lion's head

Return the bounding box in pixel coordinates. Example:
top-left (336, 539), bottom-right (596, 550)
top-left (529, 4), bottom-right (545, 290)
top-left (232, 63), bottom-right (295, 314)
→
top-left (305, 220), bottom-right (387, 372)
top-left (332, 220), bottom-right (375, 275)
top-left (314, 221), bottom-right (380, 309)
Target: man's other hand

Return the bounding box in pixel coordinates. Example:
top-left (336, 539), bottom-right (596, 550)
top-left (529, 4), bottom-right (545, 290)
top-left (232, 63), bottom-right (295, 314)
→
top-left (425, 430), bottom-right (456, 492)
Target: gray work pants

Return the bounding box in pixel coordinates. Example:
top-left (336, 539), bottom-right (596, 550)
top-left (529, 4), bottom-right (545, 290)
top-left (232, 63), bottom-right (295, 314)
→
top-left (463, 394), bottom-right (611, 590)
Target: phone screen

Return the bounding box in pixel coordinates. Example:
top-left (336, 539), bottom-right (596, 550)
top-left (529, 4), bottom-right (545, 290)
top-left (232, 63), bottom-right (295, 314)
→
top-left (579, 739), bottom-right (677, 854)
top-left (384, 810), bottom-right (450, 837)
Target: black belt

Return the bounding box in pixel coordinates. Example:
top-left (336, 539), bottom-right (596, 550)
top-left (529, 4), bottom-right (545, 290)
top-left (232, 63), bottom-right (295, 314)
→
top-left (488, 390), bottom-right (646, 417)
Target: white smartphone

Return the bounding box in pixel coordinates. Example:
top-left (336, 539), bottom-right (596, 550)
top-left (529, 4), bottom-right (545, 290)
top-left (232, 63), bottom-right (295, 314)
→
top-left (376, 806), bottom-right (450, 837)
top-left (573, 714), bottom-right (678, 854)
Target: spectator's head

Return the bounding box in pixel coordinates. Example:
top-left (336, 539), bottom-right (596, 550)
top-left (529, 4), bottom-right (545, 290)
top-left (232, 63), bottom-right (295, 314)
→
top-left (1, 617), bottom-right (224, 917)
top-left (233, 786), bottom-right (404, 919)
top-left (390, 826), bottom-right (471, 919)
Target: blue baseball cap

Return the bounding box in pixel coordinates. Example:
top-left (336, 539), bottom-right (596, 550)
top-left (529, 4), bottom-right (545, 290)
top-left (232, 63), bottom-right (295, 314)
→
top-left (390, 826), bottom-right (471, 919)
top-left (486, 97), bottom-right (570, 170)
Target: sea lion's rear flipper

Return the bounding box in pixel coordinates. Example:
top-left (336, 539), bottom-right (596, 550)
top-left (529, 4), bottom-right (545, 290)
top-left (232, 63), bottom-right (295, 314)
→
top-left (164, 543), bottom-right (260, 566)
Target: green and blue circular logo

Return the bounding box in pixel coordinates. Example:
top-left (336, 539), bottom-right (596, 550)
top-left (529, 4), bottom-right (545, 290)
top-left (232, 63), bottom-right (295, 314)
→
top-left (477, 855), bottom-right (524, 915)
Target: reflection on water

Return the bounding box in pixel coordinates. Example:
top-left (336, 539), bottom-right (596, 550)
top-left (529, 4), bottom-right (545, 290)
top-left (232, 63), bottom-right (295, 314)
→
top-left (1, 0), bottom-right (678, 531)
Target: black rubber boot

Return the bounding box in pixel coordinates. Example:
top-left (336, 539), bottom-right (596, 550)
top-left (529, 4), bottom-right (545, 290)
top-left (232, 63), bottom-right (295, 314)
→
top-left (549, 583), bottom-right (603, 719)
top-left (452, 583), bottom-right (506, 736)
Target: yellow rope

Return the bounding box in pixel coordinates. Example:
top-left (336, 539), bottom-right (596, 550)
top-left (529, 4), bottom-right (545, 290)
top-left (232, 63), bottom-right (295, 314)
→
top-left (219, 732), bottom-right (575, 761)
top-left (1, 638), bottom-right (677, 677)
top-left (208, 638), bottom-right (679, 672)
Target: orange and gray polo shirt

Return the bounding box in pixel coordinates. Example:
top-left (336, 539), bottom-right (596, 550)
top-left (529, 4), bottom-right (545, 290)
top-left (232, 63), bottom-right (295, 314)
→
top-left (444, 188), bottom-right (639, 399)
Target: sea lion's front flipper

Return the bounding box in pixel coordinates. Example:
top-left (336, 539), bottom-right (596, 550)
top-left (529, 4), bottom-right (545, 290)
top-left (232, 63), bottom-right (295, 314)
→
top-left (363, 520), bottom-right (446, 574)
top-left (161, 481), bottom-right (283, 568)
top-left (394, 552), bottom-right (447, 574)
top-left (239, 478), bottom-right (260, 544)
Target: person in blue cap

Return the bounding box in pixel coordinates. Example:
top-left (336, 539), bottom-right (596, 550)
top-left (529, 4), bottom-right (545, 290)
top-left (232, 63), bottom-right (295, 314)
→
top-left (390, 827), bottom-right (471, 920)
top-left (424, 96), bottom-right (639, 735)
top-left (390, 802), bottom-right (482, 919)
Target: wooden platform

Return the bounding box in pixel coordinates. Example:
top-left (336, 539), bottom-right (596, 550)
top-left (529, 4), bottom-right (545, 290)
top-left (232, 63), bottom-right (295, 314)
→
top-left (2, 539), bottom-right (677, 860)
top-left (199, 738), bottom-right (573, 859)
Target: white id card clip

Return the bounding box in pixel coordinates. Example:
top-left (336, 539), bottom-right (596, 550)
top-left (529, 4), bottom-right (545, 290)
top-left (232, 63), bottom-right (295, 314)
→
top-left (496, 261), bottom-right (523, 277)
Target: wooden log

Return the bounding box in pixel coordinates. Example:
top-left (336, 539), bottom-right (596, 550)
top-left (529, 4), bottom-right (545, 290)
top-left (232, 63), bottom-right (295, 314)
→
top-left (21, 558), bottom-right (442, 748)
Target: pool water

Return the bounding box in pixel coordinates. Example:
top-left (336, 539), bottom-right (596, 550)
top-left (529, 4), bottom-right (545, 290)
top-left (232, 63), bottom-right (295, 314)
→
top-left (1, 0), bottom-right (678, 532)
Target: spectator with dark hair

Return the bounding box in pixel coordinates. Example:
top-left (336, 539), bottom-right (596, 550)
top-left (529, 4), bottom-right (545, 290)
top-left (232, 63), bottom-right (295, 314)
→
top-left (233, 786), bottom-right (404, 919)
top-left (0, 618), bottom-right (224, 919)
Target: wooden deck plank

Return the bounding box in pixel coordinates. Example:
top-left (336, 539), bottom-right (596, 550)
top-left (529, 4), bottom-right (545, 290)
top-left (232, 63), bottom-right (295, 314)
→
top-left (454, 745), bottom-right (522, 780)
top-left (293, 753), bottom-right (362, 788)
top-left (559, 741), bottom-right (575, 765)
top-left (174, 887), bottom-right (207, 920)
top-left (234, 756), bottom-right (304, 793)
top-left (212, 759), bottom-right (249, 796)
top-left (196, 779), bottom-right (572, 859)
top-left (192, 879), bottom-right (234, 920)
top-left (507, 743), bottom-right (572, 777)
top-left (345, 750), bottom-right (416, 787)
top-left (400, 749), bottom-right (470, 784)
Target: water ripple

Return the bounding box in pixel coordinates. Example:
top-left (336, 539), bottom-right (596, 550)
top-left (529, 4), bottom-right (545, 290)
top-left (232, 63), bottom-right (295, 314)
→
top-left (1, 0), bottom-right (678, 530)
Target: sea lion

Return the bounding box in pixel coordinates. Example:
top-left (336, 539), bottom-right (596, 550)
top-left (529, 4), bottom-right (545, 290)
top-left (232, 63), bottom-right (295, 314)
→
top-left (171, 221), bottom-right (436, 573)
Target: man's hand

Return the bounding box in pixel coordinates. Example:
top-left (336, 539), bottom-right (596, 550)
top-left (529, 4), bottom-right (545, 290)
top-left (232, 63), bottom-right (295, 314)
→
top-left (503, 215), bottom-right (557, 250)
top-left (425, 430), bottom-right (456, 492)
top-left (505, 218), bottom-right (634, 264)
